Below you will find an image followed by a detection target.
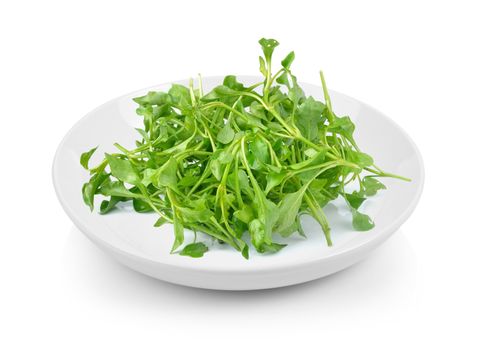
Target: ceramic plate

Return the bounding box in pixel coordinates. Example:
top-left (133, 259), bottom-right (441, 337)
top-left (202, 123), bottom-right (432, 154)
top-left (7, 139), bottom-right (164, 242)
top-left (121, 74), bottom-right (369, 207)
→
top-left (53, 76), bottom-right (424, 290)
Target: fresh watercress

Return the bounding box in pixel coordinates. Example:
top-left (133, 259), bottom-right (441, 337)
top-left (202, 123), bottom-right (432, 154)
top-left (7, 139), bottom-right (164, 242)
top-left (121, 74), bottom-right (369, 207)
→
top-left (81, 38), bottom-right (409, 259)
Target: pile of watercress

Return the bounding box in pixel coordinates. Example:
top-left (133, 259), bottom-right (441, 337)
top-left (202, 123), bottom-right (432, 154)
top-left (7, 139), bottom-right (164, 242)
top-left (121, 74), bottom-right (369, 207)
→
top-left (81, 38), bottom-right (409, 259)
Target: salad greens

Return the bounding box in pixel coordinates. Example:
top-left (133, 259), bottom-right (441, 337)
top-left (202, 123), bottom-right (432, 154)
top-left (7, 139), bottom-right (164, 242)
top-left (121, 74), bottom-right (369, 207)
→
top-left (81, 38), bottom-right (409, 259)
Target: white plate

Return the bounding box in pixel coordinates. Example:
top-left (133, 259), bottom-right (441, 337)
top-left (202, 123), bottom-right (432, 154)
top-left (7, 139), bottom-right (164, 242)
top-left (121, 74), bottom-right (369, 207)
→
top-left (53, 76), bottom-right (424, 290)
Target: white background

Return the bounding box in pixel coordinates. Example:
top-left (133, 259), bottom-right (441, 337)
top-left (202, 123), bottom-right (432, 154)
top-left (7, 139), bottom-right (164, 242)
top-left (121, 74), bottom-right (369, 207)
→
top-left (1, 1), bottom-right (483, 349)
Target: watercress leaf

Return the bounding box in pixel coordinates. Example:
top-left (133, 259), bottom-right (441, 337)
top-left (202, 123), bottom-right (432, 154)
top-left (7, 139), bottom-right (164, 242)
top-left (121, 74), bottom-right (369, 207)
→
top-left (217, 123), bottom-right (235, 144)
top-left (141, 168), bottom-right (157, 187)
top-left (278, 221), bottom-right (298, 237)
top-left (133, 91), bottom-right (171, 106)
top-left (132, 198), bottom-right (153, 213)
top-left (223, 75), bottom-right (245, 91)
top-left (248, 137), bottom-right (269, 165)
top-left (328, 116), bottom-right (355, 140)
top-left (178, 206), bottom-right (213, 223)
top-left (276, 71), bottom-right (290, 87)
top-left (179, 242), bottom-right (209, 258)
top-left (154, 217), bottom-right (167, 227)
top-left (259, 242), bottom-right (287, 253)
top-left (80, 146), bottom-right (98, 170)
top-left (345, 192), bottom-right (366, 209)
top-left (281, 51), bottom-right (295, 69)
top-left (250, 102), bottom-right (267, 120)
top-left (352, 210), bottom-right (375, 231)
top-left (210, 159), bottom-right (222, 181)
top-left (99, 196), bottom-right (121, 214)
top-left (233, 204), bottom-right (255, 224)
top-left (105, 154), bottom-right (140, 185)
top-left (258, 38), bottom-right (279, 62)
top-left (295, 96), bottom-right (326, 141)
top-left (152, 157), bottom-right (177, 189)
top-left (258, 198), bottom-right (279, 245)
top-left (171, 214), bottom-right (184, 253)
top-left (168, 84), bottom-right (191, 107)
top-left (177, 175), bottom-right (198, 187)
top-left (100, 181), bottom-right (141, 198)
top-left (82, 171), bottom-right (109, 211)
top-left (288, 76), bottom-right (305, 104)
top-left (227, 169), bottom-right (252, 197)
top-left (241, 243), bottom-right (249, 259)
top-left (214, 85), bottom-right (239, 96)
top-left (347, 150), bottom-right (374, 168)
top-left (249, 219), bottom-right (265, 252)
top-left (362, 177), bottom-right (386, 196)
top-left (275, 186), bottom-right (306, 233)
top-left (265, 171), bottom-right (286, 193)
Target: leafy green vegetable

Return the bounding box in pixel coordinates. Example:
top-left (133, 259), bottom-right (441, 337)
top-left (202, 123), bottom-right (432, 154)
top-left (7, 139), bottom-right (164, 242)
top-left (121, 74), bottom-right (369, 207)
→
top-left (179, 242), bottom-right (209, 258)
top-left (352, 210), bottom-right (375, 231)
top-left (80, 146), bottom-right (98, 170)
top-left (81, 38), bottom-right (410, 259)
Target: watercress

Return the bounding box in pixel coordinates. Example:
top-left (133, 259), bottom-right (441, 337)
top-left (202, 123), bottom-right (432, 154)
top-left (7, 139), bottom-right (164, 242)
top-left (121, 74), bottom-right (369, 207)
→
top-left (81, 38), bottom-right (409, 259)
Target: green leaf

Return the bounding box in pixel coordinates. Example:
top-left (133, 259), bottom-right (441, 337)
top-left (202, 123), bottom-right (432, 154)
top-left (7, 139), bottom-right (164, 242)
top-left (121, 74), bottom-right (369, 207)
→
top-left (259, 242), bottom-right (287, 253)
top-left (177, 175), bottom-right (198, 187)
top-left (281, 51), bottom-right (295, 69)
top-left (99, 196), bottom-right (122, 214)
top-left (275, 187), bottom-right (306, 233)
top-left (241, 244), bottom-right (249, 259)
top-left (275, 71), bottom-right (290, 87)
top-left (171, 213), bottom-right (184, 253)
top-left (352, 210), bottom-right (375, 231)
top-left (258, 38), bottom-right (279, 62)
top-left (249, 219), bottom-right (265, 252)
top-left (258, 198), bottom-right (279, 245)
top-left (265, 171), bottom-right (286, 193)
top-left (248, 137), bottom-right (269, 167)
top-left (133, 198), bottom-right (153, 213)
top-left (362, 177), bottom-right (386, 196)
top-left (179, 242), bottom-right (209, 258)
top-left (178, 206), bottom-right (213, 223)
top-left (152, 157), bottom-right (177, 189)
top-left (233, 204), bottom-right (255, 224)
top-left (80, 146), bottom-right (98, 170)
top-left (168, 84), bottom-right (191, 107)
top-left (227, 169), bottom-right (252, 197)
top-left (279, 215), bottom-right (305, 238)
top-left (328, 116), bottom-right (355, 140)
top-left (347, 150), bottom-right (374, 168)
top-left (223, 75), bottom-right (245, 91)
top-left (133, 91), bottom-right (171, 106)
top-left (295, 97), bottom-right (326, 141)
top-left (216, 123), bottom-right (235, 144)
top-left (141, 168), bottom-right (157, 187)
top-left (154, 217), bottom-right (167, 227)
top-left (288, 76), bottom-right (305, 104)
top-left (345, 192), bottom-right (366, 210)
top-left (82, 171), bottom-right (109, 211)
top-left (105, 154), bottom-right (140, 185)
top-left (100, 181), bottom-right (141, 198)
top-left (213, 85), bottom-right (239, 96)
